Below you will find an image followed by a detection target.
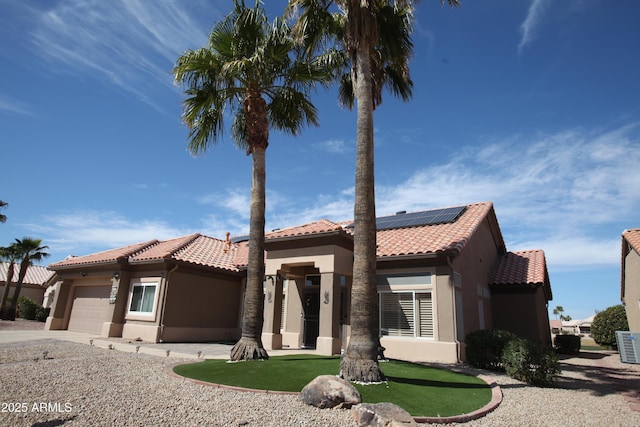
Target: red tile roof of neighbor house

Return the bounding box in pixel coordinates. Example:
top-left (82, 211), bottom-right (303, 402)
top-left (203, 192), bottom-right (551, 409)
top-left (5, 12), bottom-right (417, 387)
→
top-left (266, 219), bottom-right (345, 240)
top-left (623, 228), bottom-right (640, 253)
top-left (0, 262), bottom-right (54, 286)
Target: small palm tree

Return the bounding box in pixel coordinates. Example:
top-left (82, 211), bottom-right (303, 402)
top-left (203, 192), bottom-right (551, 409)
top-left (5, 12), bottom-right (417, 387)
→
top-left (174, 0), bottom-right (332, 361)
top-left (0, 200), bottom-right (7, 223)
top-left (0, 243), bottom-right (20, 319)
top-left (290, 0), bottom-right (458, 382)
top-left (5, 238), bottom-right (49, 321)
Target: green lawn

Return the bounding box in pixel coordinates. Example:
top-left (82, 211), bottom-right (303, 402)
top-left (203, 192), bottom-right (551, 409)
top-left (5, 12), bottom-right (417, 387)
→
top-left (173, 355), bottom-right (491, 417)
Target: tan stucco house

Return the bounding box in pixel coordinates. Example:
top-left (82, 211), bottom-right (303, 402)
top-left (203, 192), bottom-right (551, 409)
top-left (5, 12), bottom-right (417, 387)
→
top-left (622, 228), bottom-right (640, 331)
top-left (1, 262), bottom-right (55, 307)
top-left (46, 201), bottom-right (552, 363)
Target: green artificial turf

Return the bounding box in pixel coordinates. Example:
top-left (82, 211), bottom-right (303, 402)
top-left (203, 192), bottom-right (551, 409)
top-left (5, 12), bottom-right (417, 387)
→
top-left (173, 355), bottom-right (491, 417)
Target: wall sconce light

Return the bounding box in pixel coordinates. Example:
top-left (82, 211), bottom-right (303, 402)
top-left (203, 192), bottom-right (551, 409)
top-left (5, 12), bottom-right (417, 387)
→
top-left (113, 272), bottom-right (120, 280)
top-left (81, 272), bottom-right (87, 277)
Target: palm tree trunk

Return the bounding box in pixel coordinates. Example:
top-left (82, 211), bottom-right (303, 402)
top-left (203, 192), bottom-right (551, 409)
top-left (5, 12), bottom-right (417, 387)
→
top-left (230, 145), bottom-right (269, 361)
top-left (0, 262), bottom-right (15, 320)
top-left (340, 28), bottom-right (384, 383)
top-left (7, 259), bottom-right (30, 321)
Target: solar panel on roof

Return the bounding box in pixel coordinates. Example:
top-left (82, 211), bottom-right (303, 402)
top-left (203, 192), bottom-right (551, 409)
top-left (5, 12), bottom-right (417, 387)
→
top-left (346, 205), bottom-right (467, 230)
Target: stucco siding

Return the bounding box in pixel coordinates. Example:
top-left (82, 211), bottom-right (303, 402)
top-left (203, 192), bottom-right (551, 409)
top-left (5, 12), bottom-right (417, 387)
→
top-left (160, 271), bottom-right (241, 342)
top-left (624, 248), bottom-right (640, 331)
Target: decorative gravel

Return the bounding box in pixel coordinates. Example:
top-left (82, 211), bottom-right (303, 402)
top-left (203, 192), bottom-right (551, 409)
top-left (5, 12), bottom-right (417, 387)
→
top-left (1, 322), bottom-right (639, 426)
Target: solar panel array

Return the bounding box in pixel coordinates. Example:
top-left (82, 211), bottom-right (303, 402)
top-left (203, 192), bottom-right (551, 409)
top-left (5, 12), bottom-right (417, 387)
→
top-left (346, 205), bottom-right (467, 231)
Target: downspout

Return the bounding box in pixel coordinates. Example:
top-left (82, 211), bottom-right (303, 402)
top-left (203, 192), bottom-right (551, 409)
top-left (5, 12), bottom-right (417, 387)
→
top-left (158, 264), bottom-right (179, 343)
top-left (446, 256), bottom-right (461, 363)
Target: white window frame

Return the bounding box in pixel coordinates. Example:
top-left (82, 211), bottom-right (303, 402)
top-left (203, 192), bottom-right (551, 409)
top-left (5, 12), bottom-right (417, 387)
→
top-left (126, 279), bottom-right (160, 321)
top-left (379, 290), bottom-right (434, 339)
top-left (377, 270), bottom-right (435, 339)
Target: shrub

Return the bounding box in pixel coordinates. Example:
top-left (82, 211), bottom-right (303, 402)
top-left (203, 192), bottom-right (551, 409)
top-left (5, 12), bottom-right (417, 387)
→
top-left (502, 337), bottom-right (560, 386)
top-left (35, 307), bottom-right (50, 322)
top-left (554, 334), bottom-right (581, 354)
top-left (17, 296), bottom-right (40, 320)
top-left (465, 329), bottom-right (518, 371)
top-left (591, 305), bottom-right (629, 348)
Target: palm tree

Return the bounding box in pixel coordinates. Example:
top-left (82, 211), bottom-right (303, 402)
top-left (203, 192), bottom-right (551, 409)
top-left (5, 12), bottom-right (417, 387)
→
top-left (5, 238), bottom-right (49, 321)
top-left (0, 243), bottom-right (20, 319)
top-left (0, 200), bottom-right (7, 223)
top-left (553, 305), bottom-right (564, 320)
top-left (173, 0), bottom-right (332, 361)
top-left (289, 0), bottom-right (458, 382)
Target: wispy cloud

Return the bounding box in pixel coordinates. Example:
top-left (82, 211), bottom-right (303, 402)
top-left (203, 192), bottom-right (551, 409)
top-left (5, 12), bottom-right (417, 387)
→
top-left (0, 94), bottom-right (34, 117)
top-left (24, 0), bottom-right (219, 111)
top-left (314, 139), bottom-right (350, 154)
top-left (518, 0), bottom-right (550, 55)
top-left (25, 210), bottom-right (191, 257)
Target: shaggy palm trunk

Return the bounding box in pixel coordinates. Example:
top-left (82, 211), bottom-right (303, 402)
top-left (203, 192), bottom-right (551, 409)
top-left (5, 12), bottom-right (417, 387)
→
top-left (7, 259), bottom-right (30, 321)
top-left (230, 93), bottom-right (269, 361)
top-left (340, 24), bottom-right (384, 383)
top-left (0, 262), bottom-right (14, 320)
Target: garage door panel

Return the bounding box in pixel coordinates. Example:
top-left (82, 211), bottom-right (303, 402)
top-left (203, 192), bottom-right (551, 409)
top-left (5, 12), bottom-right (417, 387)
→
top-left (68, 286), bottom-right (111, 334)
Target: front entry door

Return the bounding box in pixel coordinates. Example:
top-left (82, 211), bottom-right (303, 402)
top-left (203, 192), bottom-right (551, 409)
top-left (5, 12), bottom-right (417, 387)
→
top-left (302, 290), bottom-right (320, 348)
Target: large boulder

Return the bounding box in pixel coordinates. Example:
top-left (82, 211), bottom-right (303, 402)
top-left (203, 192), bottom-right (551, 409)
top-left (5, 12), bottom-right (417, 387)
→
top-left (351, 402), bottom-right (418, 427)
top-left (300, 375), bottom-right (361, 409)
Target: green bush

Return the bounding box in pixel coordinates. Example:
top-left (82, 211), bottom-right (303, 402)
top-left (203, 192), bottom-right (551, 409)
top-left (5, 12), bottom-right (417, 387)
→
top-left (554, 334), bottom-right (581, 354)
top-left (17, 296), bottom-right (40, 320)
top-left (591, 305), bottom-right (629, 348)
top-left (465, 329), bottom-right (518, 371)
top-left (502, 337), bottom-right (560, 386)
top-left (35, 307), bottom-right (50, 322)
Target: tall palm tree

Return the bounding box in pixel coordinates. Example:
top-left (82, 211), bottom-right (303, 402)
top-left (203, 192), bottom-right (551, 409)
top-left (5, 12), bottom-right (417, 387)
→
top-left (289, 0), bottom-right (457, 382)
top-left (0, 243), bottom-right (19, 319)
top-left (174, 0), bottom-right (332, 361)
top-left (5, 238), bottom-right (49, 321)
top-left (0, 200), bottom-right (7, 223)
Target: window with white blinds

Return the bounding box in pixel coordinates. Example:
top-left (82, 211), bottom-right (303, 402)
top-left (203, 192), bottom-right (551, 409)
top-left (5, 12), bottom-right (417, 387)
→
top-left (379, 291), bottom-right (433, 338)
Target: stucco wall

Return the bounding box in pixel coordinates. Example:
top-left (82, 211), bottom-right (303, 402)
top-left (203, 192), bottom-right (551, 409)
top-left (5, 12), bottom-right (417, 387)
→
top-left (160, 270), bottom-right (242, 342)
top-left (624, 248), bottom-right (640, 331)
top-left (491, 287), bottom-right (551, 345)
top-left (0, 284), bottom-right (46, 307)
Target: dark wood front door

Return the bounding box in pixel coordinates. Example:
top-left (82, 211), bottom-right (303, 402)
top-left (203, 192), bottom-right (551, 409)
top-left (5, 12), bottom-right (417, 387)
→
top-left (302, 290), bottom-right (320, 348)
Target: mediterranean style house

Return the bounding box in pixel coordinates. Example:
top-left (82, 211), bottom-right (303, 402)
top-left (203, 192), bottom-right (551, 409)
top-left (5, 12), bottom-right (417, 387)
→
top-left (622, 228), bottom-right (640, 331)
top-left (45, 201), bottom-right (552, 363)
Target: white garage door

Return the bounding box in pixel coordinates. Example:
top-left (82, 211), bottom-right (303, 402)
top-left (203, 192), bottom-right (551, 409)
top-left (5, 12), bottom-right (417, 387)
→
top-left (68, 286), bottom-right (111, 334)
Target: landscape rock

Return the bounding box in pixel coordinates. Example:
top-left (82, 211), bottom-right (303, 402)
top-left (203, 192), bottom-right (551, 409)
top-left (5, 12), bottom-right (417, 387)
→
top-left (300, 375), bottom-right (361, 409)
top-left (351, 402), bottom-right (418, 427)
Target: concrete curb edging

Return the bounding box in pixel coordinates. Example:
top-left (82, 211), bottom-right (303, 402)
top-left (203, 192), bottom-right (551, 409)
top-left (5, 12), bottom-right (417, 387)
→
top-left (167, 360), bottom-right (503, 423)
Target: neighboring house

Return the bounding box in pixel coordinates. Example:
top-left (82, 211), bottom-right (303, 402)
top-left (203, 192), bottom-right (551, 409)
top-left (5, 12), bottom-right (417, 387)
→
top-left (622, 228), bottom-right (640, 331)
top-left (0, 262), bottom-right (55, 307)
top-left (550, 316), bottom-right (594, 337)
top-left (46, 201), bottom-right (552, 363)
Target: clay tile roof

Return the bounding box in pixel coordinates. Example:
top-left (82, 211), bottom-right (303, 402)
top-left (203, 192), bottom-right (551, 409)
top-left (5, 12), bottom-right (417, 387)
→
top-left (48, 240), bottom-right (159, 269)
top-left (233, 241), bottom-right (249, 269)
top-left (623, 229), bottom-right (640, 253)
top-left (172, 235), bottom-right (240, 272)
top-left (0, 262), bottom-right (54, 286)
top-left (375, 202), bottom-right (495, 258)
top-left (266, 219), bottom-right (344, 240)
top-left (130, 233), bottom-right (201, 262)
top-left (490, 250), bottom-right (548, 286)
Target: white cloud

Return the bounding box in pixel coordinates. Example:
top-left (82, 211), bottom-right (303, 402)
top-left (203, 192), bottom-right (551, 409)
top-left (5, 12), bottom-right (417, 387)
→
top-left (315, 139), bottom-right (350, 154)
top-left (25, 0), bottom-right (219, 111)
top-left (0, 95), bottom-right (34, 116)
top-left (25, 210), bottom-right (191, 257)
top-left (518, 0), bottom-right (550, 55)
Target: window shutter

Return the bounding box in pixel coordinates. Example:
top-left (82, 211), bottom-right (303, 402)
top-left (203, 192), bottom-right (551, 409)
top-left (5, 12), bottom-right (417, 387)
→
top-left (416, 292), bottom-right (433, 338)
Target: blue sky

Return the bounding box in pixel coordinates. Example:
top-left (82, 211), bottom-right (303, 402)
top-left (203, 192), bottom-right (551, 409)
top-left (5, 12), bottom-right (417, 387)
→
top-left (1, 0), bottom-right (639, 321)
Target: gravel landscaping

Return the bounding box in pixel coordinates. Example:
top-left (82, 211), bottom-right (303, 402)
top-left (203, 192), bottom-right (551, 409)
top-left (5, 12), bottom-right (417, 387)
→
top-left (1, 320), bottom-right (639, 426)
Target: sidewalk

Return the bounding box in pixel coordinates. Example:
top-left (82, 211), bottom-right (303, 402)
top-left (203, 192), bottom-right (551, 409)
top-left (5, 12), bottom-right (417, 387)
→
top-left (0, 329), bottom-right (321, 360)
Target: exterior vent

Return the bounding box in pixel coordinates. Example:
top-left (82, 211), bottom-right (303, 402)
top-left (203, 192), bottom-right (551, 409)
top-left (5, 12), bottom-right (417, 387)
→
top-left (396, 211), bottom-right (407, 215)
top-left (616, 331), bottom-right (640, 364)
